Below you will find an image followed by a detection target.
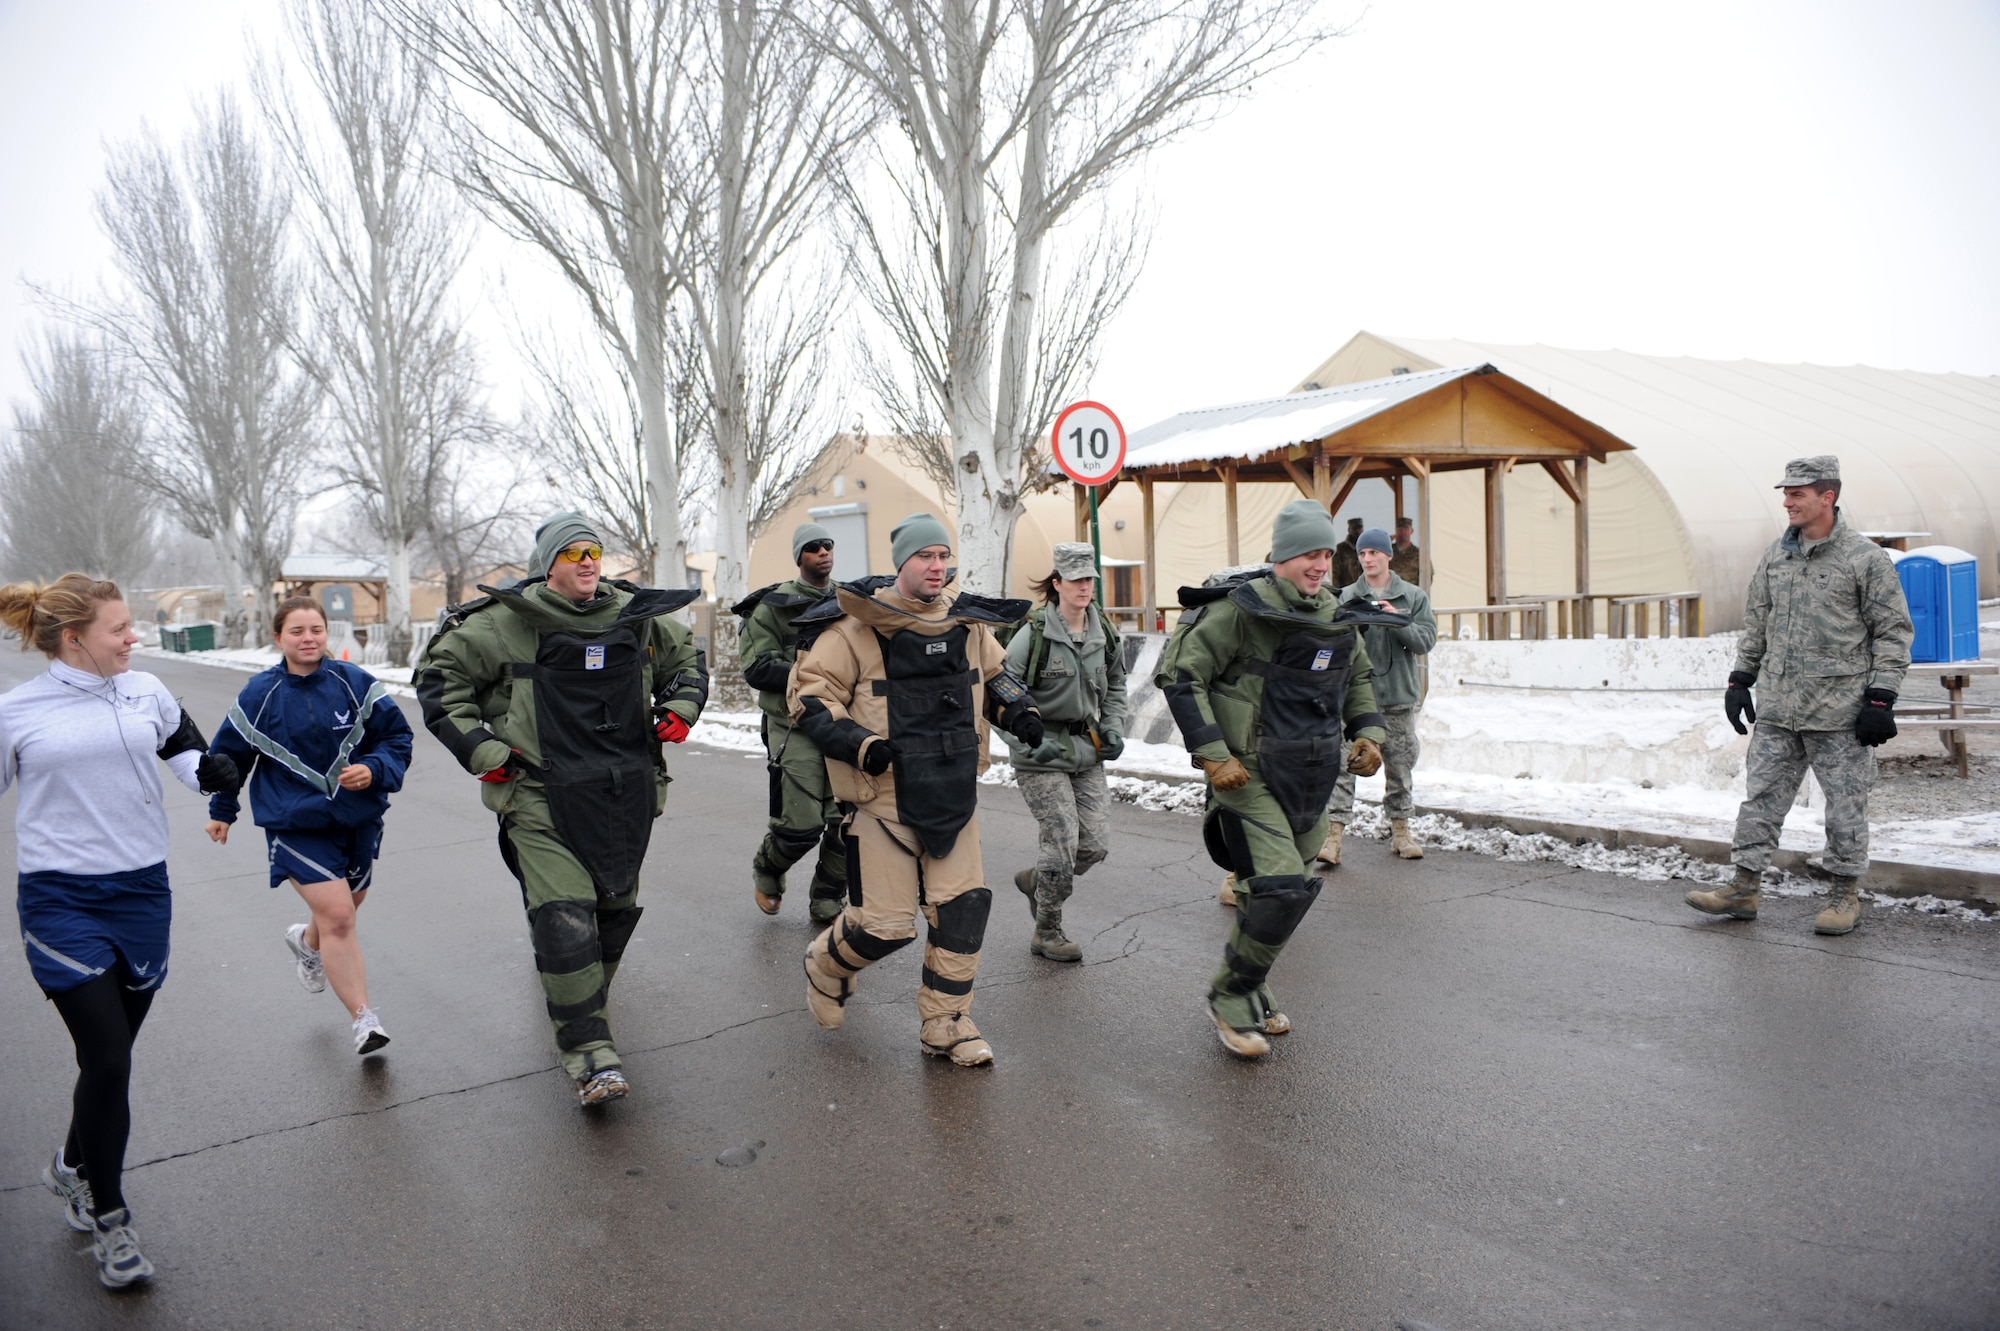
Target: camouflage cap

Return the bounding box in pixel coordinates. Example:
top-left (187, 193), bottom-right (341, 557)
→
top-left (1051, 542), bottom-right (1098, 581)
top-left (1776, 455), bottom-right (1840, 488)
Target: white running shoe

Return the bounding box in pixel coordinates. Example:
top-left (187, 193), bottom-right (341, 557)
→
top-left (91, 1208), bottom-right (154, 1288)
top-left (41, 1148), bottom-right (94, 1232)
top-left (352, 1007), bottom-right (390, 1055)
top-left (285, 923), bottom-right (327, 994)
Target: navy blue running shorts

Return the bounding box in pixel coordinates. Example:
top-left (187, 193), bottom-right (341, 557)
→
top-left (267, 824), bottom-right (383, 894)
top-left (17, 862), bottom-right (172, 996)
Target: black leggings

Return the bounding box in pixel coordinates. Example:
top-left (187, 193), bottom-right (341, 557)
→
top-left (48, 971), bottom-right (155, 1218)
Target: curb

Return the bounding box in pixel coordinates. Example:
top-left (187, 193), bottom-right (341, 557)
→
top-left (1419, 806), bottom-right (2000, 906)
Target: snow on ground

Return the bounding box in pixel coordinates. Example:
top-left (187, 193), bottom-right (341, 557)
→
top-left (146, 648), bottom-right (1995, 915)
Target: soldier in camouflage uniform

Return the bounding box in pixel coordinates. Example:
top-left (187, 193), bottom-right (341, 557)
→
top-left (1003, 542), bottom-right (1130, 963)
top-left (1331, 517), bottom-right (1365, 591)
top-left (735, 523), bottom-right (845, 923)
top-left (1391, 516), bottom-right (1422, 587)
top-left (1327, 527), bottom-right (1437, 863)
top-left (1159, 500), bottom-right (1389, 1058)
top-left (1686, 457), bottom-right (1912, 936)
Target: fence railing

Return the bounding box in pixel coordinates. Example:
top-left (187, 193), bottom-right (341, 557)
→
top-left (1436, 592), bottom-right (1704, 640)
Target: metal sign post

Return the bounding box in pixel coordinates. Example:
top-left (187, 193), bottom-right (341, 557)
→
top-left (1050, 401), bottom-right (1127, 609)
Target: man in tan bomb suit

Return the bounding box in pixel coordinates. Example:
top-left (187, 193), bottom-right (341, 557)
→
top-left (789, 513), bottom-right (1045, 1066)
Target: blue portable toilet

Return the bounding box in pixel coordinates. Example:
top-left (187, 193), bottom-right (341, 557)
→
top-left (1893, 546), bottom-right (1980, 663)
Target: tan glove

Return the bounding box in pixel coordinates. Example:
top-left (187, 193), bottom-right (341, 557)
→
top-left (1345, 736), bottom-right (1383, 777)
top-left (1200, 755), bottom-right (1250, 791)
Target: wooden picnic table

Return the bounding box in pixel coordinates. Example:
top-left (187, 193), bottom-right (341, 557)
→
top-left (1902, 661), bottom-right (1998, 778)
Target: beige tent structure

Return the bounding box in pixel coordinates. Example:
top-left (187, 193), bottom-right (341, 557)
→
top-left (1293, 333), bottom-right (2000, 625)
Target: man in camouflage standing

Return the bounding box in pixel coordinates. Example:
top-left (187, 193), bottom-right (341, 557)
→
top-left (1686, 457), bottom-right (1912, 935)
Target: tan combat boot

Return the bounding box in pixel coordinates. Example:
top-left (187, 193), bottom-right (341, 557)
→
top-left (802, 931), bottom-right (853, 1029)
top-left (1219, 872), bottom-right (1238, 907)
top-left (1210, 1008), bottom-right (1270, 1058)
top-left (920, 1014), bottom-right (994, 1066)
top-left (1814, 877), bottom-right (1863, 935)
top-left (1315, 822), bottom-right (1343, 866)
top-left (1686, 868), bottom-right (1760, 920)
top-left (752, 867), bottom-right (783, 916)
top-left (1390, 819), bottom-right (1424, 860)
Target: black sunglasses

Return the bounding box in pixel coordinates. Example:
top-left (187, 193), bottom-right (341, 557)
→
top-left (799, 540), bottom-right (833, 554)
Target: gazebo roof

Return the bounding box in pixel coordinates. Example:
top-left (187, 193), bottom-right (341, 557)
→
top-left (1121, 363), bottom-right (1633, 482)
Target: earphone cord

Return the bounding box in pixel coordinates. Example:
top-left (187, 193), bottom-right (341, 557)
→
top-left (60, 642), bottom-right (154, 806)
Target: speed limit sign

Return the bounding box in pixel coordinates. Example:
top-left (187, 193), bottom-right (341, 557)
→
top-left (1051, 401), bottom-right (1126, 487)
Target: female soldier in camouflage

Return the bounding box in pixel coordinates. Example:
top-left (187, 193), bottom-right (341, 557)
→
top-left (1005, 543), bottom-right (1129, 962)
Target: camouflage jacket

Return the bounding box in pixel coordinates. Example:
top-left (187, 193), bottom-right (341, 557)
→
top-left (1735, 512), bottom-right (1912, 731)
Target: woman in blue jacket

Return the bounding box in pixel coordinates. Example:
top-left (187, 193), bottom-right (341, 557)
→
top-left (205, 597), bottom-right (413, 1055)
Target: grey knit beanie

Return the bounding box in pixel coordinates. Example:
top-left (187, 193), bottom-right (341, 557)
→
top-left (790, 521), bottom-right (835, 562)
top-left (1267, 500), bottom-right (1340, 563)
top-left (890, 512), bottom-right (952, 570)
top-left (1357, 527), bottom-right (1393, 556)
top-left (530, 510), bottom-right (603, 577)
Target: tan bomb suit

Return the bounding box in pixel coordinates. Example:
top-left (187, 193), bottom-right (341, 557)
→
top-left (788, 580), bottom-right (1037, 1064)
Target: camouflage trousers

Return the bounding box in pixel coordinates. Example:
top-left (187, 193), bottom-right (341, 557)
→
top-left (1732, 723), bottom-right (1875, 877)
top-left (1016, 765), bottom-right (1111, 908)
top-left (1328, 705), bottom-right (1420, 822)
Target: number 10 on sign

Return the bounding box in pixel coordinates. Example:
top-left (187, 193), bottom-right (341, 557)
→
top-left (1051, 401), bottom-right (1127, 606)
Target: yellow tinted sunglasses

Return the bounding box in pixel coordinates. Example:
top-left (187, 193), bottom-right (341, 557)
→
top-left (555, 544), bottom-right (603, 563)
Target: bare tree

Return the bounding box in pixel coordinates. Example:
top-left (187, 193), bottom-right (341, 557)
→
top-left (388, 0), bottom-right (702, 587)
top-left (417, 441), bottom-right (537, 604)
top-left (661, 0), bottom-right (868, 700)
top-left (0, 332), bottom-right (159, 586)
top-left (522, 323), bottom-right (712, 586)
top-left (61, 95), bottom-right (319, 644)
top-left (257, 0), bottom-right (488, 665)
top-left (826, 0), bottom-right (1332, 592)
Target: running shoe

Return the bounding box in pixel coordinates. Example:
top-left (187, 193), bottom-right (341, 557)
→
top-left (41, 1149), bottom-right (94, 1232)
top-left (352, 1007), bottom-right (391, 1055)
top-left (285, 923), bottom-right (327, 994)
top-left (576, 1068), bottom-right (630, 1107)
top-left (90, 1208), bottom-right (154, 1288)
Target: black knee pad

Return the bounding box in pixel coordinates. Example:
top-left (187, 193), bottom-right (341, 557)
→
top-left (596, 905), bottom-right (644, 966)
top-left (1239, 875), bottom-right (1321, 945)
top-left (529, 899), bottom-right (601, 974)
top-left (830, 921), bottom-right (914, 969)
top-left (929, 887), bottom-right (993, 956)
top-left (554, 1015), bottom-right (612, 1051)
top-left (1204, 808), bottom-right (1257, 875)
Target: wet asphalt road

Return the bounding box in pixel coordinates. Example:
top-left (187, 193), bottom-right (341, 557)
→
top-left (2, 651), bottom-right (1997, 1331)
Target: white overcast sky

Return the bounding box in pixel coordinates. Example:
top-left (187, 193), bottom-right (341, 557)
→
top-left (2, 0), bottom-right (1996, 438)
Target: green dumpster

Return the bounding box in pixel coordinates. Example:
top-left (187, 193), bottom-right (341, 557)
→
top-left (160, 623), bottom-right (218, 653)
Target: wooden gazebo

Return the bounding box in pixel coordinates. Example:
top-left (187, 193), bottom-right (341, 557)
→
top-left (1075, 364), bottom-right (1640, 634)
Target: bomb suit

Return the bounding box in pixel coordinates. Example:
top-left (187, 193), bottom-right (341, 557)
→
top-left (789, 578), bottom-right (1042, 1066)
top-left (416, 574), bottom-right (705, 1093)
top-left (736, 578), bottom-right (846, 921)
top-left (1158, 570), bottom-right (1388, 1049)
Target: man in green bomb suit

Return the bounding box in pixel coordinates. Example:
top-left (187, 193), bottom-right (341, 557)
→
top-left (1157, 500), bottom-right (1390, 1059)
top-left (733, 521), bottom-right (845, 922)
top-left (416, 512), bottom-right (707, 1106)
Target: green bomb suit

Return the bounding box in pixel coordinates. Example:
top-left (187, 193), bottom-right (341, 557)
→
top-left (1158, 573), bottom-right (1388, 1035)
top-left (416, 577), bottom-right (706, 1081)
top-left (735, 579), bottom-right (846, 920)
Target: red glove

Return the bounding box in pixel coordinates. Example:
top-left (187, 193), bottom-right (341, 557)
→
top-left (655, 712), bottom-right (691, 744)
top-left (478, 750), bottom-right (521, 783)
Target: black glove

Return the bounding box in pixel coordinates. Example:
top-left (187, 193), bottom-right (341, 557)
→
top-left (1724, 671), bottom-right (1757, 735)
top-left (860, 738), bottom-right (898, 776)
top-left (1009, 709), bottom-right (1045, 750)
top-left (1098, 728), bottom-right (1125, 761)
top-left (1855, 688), bottom-right (1898, 747)
top-left (196, 752), bottom-right (240, 795)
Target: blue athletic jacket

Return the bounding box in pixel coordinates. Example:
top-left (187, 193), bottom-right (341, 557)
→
top-left (208, 660), bottom-right (414, 831)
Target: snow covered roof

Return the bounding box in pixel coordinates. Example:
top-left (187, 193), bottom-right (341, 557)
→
top-left (1125, 364), bottom-right (1474, 468)
top-left (1295, 332), bottom-right (2000, 604)
top-left (281, 554), bottom-right (389, 582)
